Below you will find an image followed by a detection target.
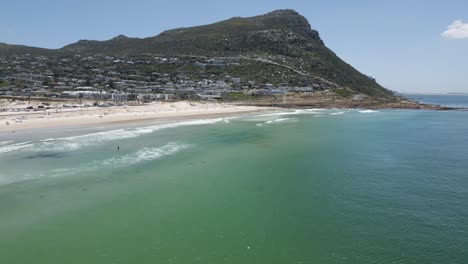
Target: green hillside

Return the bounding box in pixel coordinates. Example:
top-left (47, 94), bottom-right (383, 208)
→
top-left (0, 10), bottom-right (393, 97)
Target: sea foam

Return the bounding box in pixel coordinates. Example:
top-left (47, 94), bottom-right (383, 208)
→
top-left (359, 110), bottom-right (380, 113)
top-left (0, 142), bottom-right (191, 186)
top-left (0, 141), bottom-right (32, 153)
top-left (256, 117), bottom-right (296, 127)
top-left (0, 118), bottom-right (222, 155)
top-left (330, 112), bottom-right (345, 115)
top-left (254, 109), bottom-right (325, 118)
top-left (99, 143), bottom-right (190, 167)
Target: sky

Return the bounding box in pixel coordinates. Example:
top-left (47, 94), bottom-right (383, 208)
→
top-left (1, 0), bottom-right (467, 93)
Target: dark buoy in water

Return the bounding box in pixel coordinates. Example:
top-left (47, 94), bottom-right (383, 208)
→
top-left (117, 145), bottom-right (120, 151)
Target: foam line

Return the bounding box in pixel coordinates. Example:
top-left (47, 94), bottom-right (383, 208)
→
top-left (0, 118), bottom-right (222, 154)
top-left (359, 110), bottom-right (380, 113)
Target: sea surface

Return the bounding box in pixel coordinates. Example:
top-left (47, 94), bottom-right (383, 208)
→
top-left (1, 105), bottom-right (468, 263)
top-left (405, 93), bottom-right (468, 108)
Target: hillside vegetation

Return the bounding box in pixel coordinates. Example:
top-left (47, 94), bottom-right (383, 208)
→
top-left (0, 10), bottom-right (393, 98)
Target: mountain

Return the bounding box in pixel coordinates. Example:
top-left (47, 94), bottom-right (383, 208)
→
top-left (0, 43), bottom-right (53, 56)
top-left (61, 10), bottom-right (325, 56)
top-left (0, 10), bottom-right (393, 97)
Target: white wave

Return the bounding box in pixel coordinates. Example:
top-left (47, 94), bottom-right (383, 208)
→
top-left (311, 109), bottom-right (326, 111)
top-left (257, 118), bottom-right (295, 127)
top-left (0, 140), bottom-right (13, 146)
top-left (330, 112), bottom-right (345, 115)
top-left (0, 118), bottom-right (222, 155)
top-left (0, 141), bottom-right (32, 153)
top-left (52, 142), bottom-right (191, 176)
top-left (144, 118), bottom-right (223, 132)
top-left (99, 142), bottom-right (190, 168)
top-left (0, 129), bottom-right (152, 154)
top-left (247, 109), bottom-right (327, 123)
top-left (273, 118), bottom-right (291, 122)
top-left (1, 143), bottom-right (191, 186)
top-left (254, 109), bottom-right (325, 118)
top-left (359, 110), bottom-right (380, 113)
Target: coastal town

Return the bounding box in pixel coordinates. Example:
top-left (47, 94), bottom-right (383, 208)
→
top-left (1, 53), bottom-right (444, 133)
top-left (0, 53), bottom-right (323, 110)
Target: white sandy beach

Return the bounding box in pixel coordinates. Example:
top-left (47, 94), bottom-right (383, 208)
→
top-left (0, 100), bottom-right (271, 133)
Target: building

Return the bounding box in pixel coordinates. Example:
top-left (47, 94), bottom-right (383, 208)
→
top-left (197, 94), bottom-right (222, 100)
top-left (137, 93), bottom-right (175, 101)
top-left (111, 93), bottom-right (129, 101)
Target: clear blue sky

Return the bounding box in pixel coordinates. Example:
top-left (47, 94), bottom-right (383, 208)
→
top-left (1, 0), bottom-right (467, 93)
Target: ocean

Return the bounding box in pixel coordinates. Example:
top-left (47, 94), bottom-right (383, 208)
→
top-left (1, 99), bottom-right (468, 263)
top-left (405, 93), bottom-right (468, 108)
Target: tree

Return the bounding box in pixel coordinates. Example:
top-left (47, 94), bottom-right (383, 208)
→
top-left (53, 71), bottom-right (60, 82)
top-left (42, 77), bottom-right (53, 87)
top-left (108, 80), bottom-right (116, 89)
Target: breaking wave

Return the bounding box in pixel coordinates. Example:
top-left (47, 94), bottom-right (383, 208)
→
top-left (0, 141), bottom-right (13, 145)
top-left (254, 109), bottom-right (326, 118)
top-left (50, 142), bottom-right (191, 177)
top-left (359, 110), bottom-right (380, 114)
top-left (330, 112), bottom-right (345, 115)
top-left (256, 117), bottom-right (295, 126)
top-left (0, 141), bottom-right (32, 153)
top-left (99, 143), bottom-right (190, 168)
top-left (0, 118), bottom-right (222, 155)
top-left (1, 142), bottom-right (191, 186)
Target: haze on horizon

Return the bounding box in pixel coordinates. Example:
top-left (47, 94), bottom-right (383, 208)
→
top-left (1, 0), bottom-right (467, 94)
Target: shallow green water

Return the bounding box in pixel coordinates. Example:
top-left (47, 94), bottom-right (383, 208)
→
top-left (1, 109), bottom-right (467, 263)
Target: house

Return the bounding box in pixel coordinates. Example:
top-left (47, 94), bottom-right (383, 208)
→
top-left (215, 81), bottom-right (229, 88)
top-left (197, 94), bottom-right (222, 100)
top-left (137, 93), bottom-right (175, 101)
top-left (62, 91), bottom-right (110, 100)
top-left (82, 91), bottom-right (110, 100)
top-left (111, 93), bottom-right (129, 101)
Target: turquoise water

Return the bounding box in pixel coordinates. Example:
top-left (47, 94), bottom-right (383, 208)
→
top-left (1, 108), bottom-right (468, 263)
top-left (405, 94), bottom-right (468, 108)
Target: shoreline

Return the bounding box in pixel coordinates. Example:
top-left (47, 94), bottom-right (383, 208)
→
top-left (0, 101), bottom-right (274, 134)
top-left (240, 97), bottom-right (463, 111)
top-left (1, 97), bottom-right (466, 134)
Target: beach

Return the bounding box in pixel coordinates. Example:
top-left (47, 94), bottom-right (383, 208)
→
top-left (0, 100), bottom-right (270, 133)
